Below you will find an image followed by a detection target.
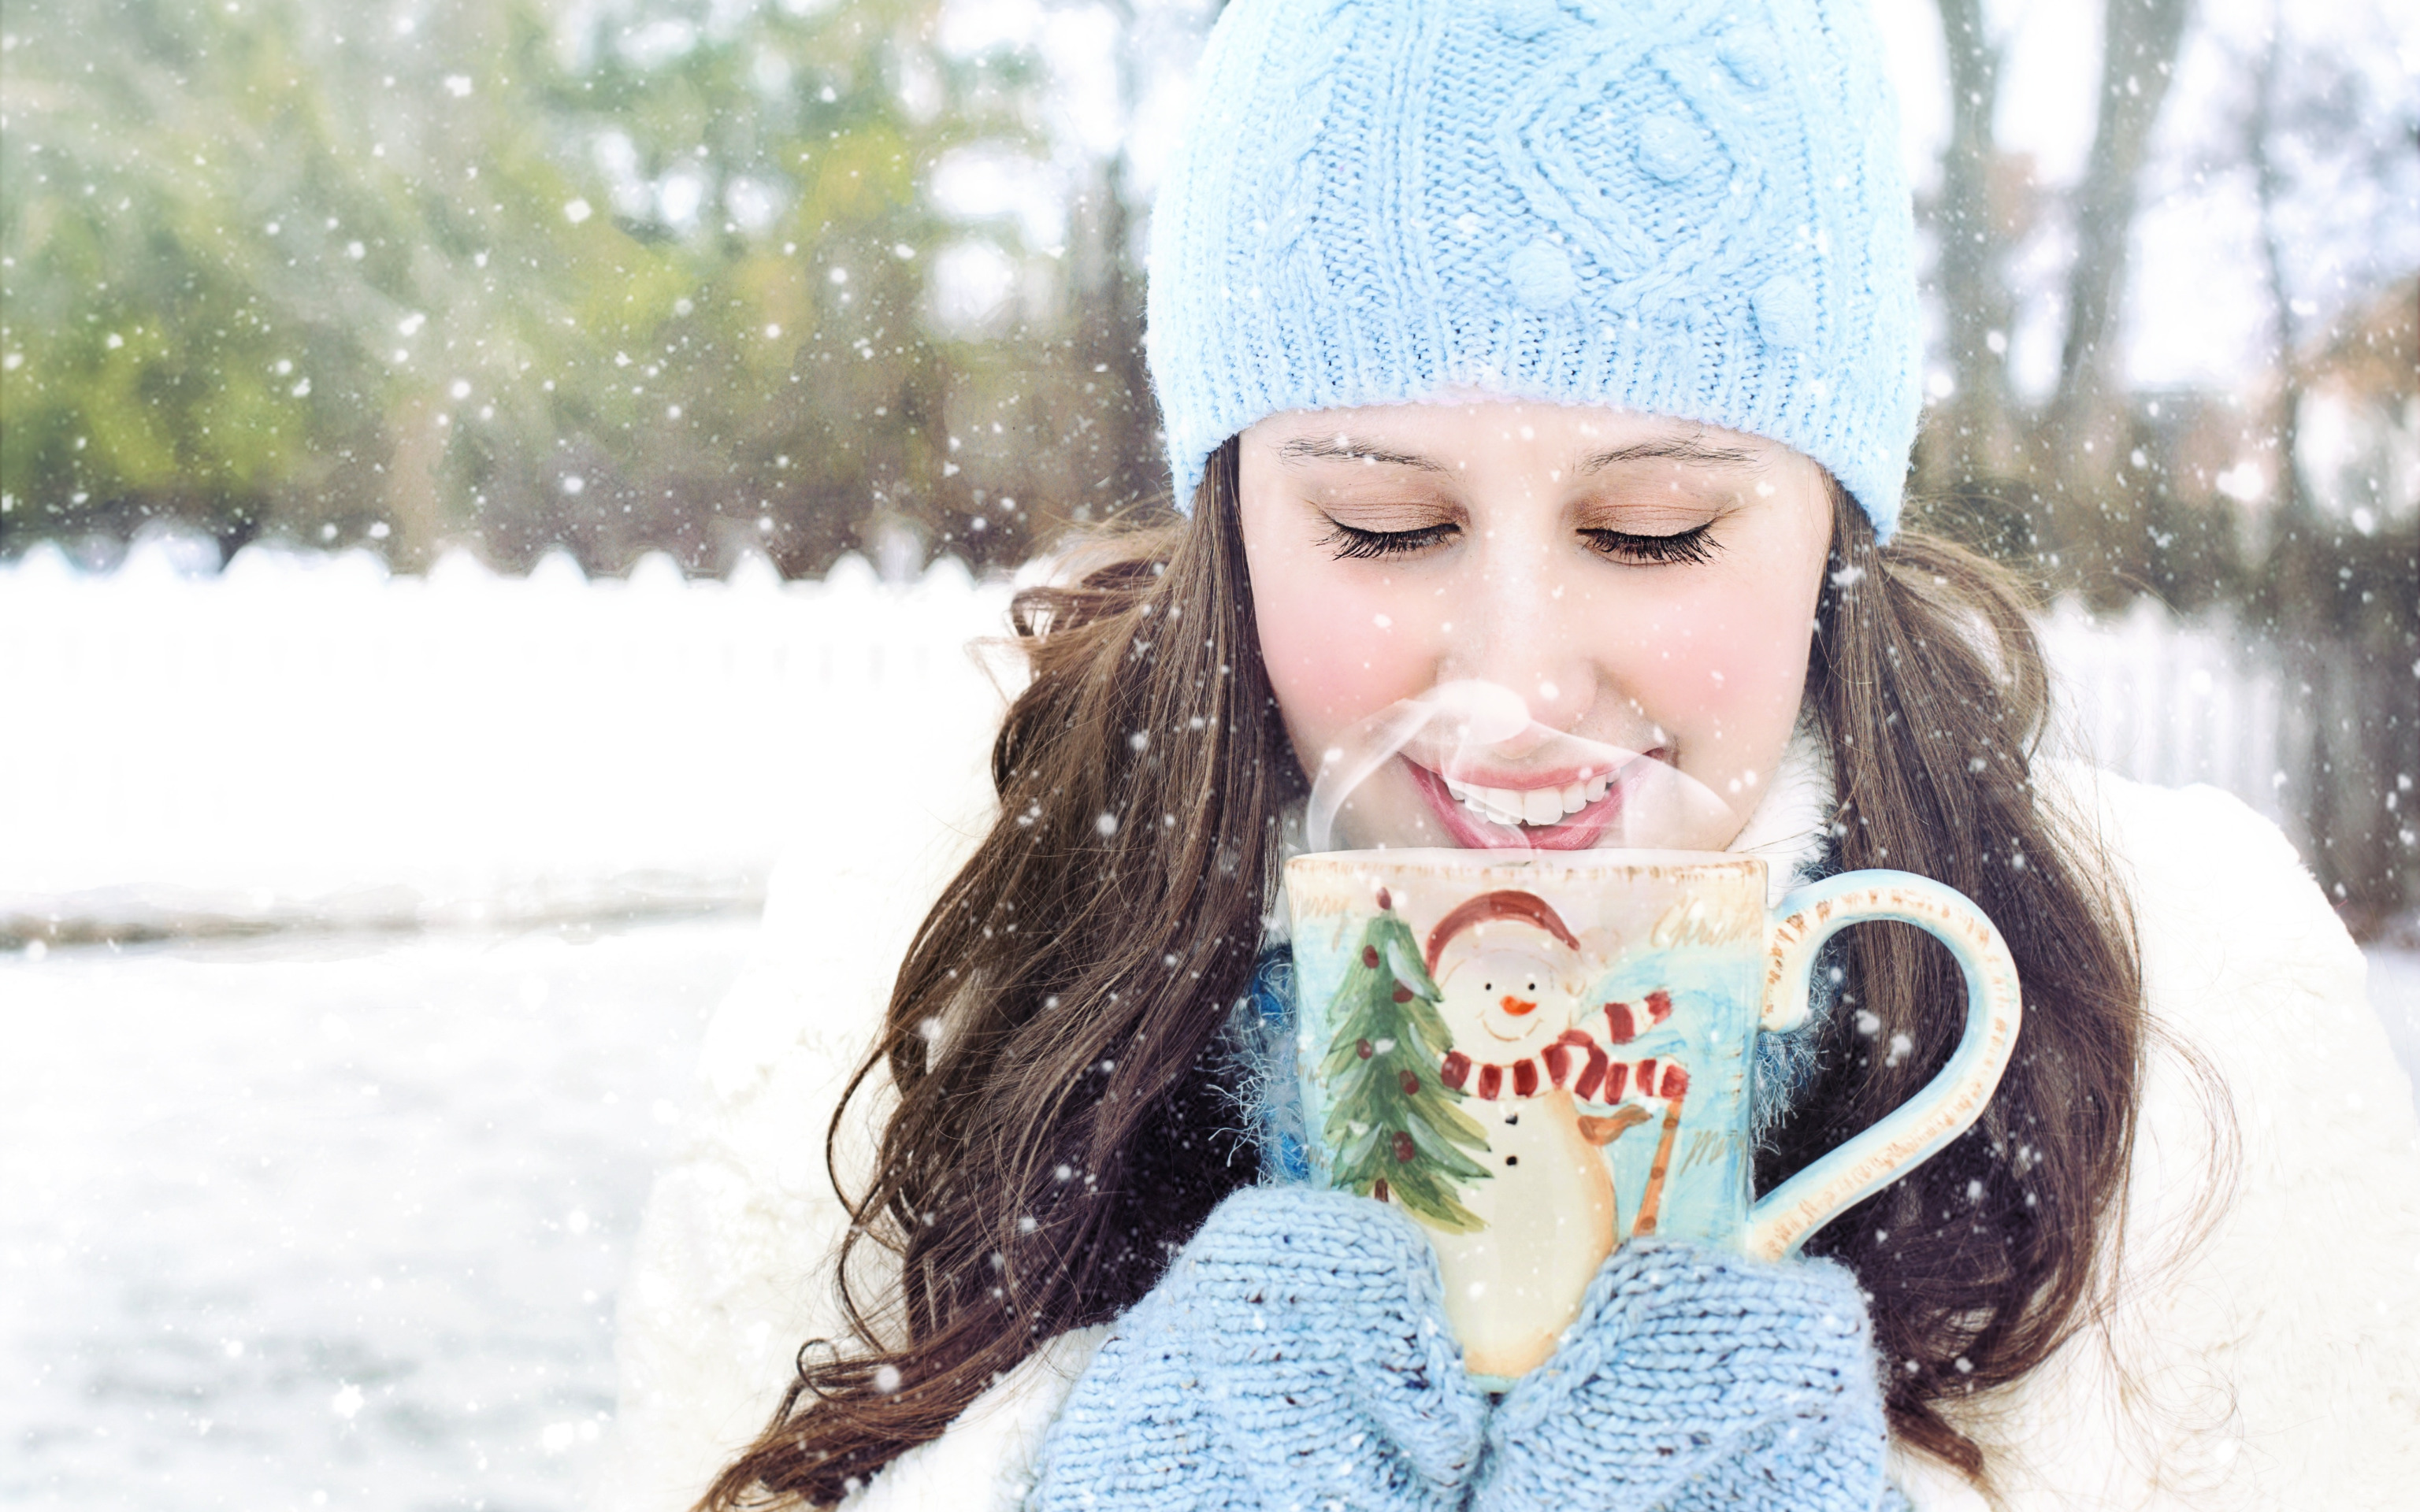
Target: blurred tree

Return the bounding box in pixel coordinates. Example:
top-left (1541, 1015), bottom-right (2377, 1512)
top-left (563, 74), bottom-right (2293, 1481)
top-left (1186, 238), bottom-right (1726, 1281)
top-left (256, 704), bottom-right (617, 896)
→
top-left (2042, 0), bottom-right (2193, 498)
top-left (1913, 0), bottom-right (2194, 591)
top-left (525, 0), bottom-right (1041, 575)
top-left (1, 0), bottom-right (1190, 576)
top-left (1907, 0), bottom-right (2417, 924)
top-left (2232, 4), bottom-right (2420, 925)
top-left (1928, 0), bottom-right (2020, 490)
top-left (1062, 0), bottom-right (1170, 519)
top-left (0, 0), bottom-right (681, 569)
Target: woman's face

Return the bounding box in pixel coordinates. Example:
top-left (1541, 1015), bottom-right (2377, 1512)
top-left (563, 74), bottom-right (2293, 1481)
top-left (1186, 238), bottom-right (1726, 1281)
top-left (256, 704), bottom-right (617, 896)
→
top-left (1237, 398), bottom-right (1834, 851)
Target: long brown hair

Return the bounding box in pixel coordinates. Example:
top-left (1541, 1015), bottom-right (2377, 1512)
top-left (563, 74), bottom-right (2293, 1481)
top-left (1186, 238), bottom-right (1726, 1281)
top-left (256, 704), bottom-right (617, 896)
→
top-left (700, 443), bottom-right (2145, 1504)
top-left (1778, 495), bottom-right (2145, 1477)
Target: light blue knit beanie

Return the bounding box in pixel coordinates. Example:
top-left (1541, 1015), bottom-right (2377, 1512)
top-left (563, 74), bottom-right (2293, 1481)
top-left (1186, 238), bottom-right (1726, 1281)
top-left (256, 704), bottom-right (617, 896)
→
top-left (1145, 0), bottom-right (1922, 539)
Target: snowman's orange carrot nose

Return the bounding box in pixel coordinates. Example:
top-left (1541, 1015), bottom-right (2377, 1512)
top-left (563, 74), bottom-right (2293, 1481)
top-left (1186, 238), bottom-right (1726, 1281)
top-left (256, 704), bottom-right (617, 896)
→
top-left (1499, 994), bottom-right (1538, 1016)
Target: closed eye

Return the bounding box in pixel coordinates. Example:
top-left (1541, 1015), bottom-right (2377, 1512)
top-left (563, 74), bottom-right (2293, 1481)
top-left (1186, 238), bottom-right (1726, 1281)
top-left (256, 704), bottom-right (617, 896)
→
top-left (1319, 519), bottom-right (1460, 560)
top-left (1582, 523), bottom-right (1720, 566)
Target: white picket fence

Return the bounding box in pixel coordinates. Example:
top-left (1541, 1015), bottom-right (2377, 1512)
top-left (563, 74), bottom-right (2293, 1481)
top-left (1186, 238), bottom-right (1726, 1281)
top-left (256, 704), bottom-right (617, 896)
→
top-left (2035, 596), bottom-right (2296, 833)
top-left (0, 538), bottom-right (1019, 935)
top-left (0, 539), bottom-right (2311, 933)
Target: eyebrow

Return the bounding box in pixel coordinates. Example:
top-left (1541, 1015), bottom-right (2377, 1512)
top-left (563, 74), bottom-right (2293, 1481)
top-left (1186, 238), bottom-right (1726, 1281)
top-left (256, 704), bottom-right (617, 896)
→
top-left (1575, 438), bottom-right (1761, 472)
top-left (1275, 435), bottom-right (1451, 472)
top-left (1277, 432), bottom-right (1759, 476)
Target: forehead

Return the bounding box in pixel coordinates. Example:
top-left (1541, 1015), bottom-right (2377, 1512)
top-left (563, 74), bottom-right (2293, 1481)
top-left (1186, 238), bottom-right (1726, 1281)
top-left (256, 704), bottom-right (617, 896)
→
top-left (1243, 398), bottom-right (1784, 475)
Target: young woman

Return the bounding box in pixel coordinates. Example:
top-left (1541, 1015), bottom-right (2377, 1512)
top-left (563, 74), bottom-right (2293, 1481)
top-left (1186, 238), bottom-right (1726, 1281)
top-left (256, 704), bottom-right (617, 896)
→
top-left (597, 2), bottom-right (2420, 1507)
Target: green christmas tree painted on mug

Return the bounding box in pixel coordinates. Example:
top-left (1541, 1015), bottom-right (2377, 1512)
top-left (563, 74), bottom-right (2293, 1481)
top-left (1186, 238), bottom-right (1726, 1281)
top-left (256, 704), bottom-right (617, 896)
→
top-left (1315, 889), bottom-right (1494, 1231)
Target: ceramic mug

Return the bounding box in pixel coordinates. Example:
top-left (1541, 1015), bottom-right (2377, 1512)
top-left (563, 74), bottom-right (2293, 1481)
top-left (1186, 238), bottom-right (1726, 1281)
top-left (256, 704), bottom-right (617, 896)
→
top-left (1283, 849), bottom-right (2021, 1380)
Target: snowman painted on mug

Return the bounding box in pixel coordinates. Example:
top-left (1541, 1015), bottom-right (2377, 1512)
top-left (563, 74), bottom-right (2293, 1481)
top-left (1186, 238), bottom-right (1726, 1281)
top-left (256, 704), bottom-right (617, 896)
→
top-left (1416, 889), bottom-right (1691, 1377)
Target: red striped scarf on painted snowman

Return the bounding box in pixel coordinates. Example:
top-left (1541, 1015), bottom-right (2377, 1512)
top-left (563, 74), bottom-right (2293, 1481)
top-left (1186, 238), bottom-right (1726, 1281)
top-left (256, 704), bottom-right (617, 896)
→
top-left (1436, 988), bottom-right (1692, 1106)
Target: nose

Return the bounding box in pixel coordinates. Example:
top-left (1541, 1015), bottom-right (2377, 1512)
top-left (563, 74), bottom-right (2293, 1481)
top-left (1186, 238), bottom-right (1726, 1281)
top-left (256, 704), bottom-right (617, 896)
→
top-left (1499, 994), bottom-right (1538, 1016)
top-left (1437, 539), bottom-right (1599, 733)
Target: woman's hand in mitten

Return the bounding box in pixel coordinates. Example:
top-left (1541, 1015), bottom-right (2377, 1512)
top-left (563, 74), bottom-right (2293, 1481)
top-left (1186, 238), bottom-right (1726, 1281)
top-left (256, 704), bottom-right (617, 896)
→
top-left (1473, 1240), bottom-right (1892, 1512)
top-left (1030, 1185), bottom-right (1488, 1512)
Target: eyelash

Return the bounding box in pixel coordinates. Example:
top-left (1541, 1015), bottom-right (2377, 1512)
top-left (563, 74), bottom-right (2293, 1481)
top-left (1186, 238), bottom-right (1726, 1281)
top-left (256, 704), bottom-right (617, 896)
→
top-left (1321, 521), bottom-right (1460, 559)
top-left (1319, 520), bottom-right (1720, 565)
top-left (1582, 524), bottom-right (1720, 566)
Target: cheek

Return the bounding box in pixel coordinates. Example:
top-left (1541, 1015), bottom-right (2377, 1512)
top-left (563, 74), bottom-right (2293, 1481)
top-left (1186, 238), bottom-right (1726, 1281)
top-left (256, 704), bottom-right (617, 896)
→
top-left (1624, 557), bottom-right (1821, 767)
top-left (1250, 561), bottom-right (1435, 739)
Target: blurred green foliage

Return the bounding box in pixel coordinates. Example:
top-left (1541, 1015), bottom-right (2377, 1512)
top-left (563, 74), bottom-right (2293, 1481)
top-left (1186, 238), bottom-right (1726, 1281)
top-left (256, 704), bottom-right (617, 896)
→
top-left (2, 0), bottom-right (1142, 574)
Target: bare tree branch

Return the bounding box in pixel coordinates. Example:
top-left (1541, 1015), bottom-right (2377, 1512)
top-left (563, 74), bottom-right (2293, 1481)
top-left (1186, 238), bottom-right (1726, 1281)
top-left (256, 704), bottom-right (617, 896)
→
top-left (1932, 0), bottom-right (2017, 482)
top-left (2245, 0), bottom-right (2302, 518)
top-left (2052, 0), bottom-right (2194, 453)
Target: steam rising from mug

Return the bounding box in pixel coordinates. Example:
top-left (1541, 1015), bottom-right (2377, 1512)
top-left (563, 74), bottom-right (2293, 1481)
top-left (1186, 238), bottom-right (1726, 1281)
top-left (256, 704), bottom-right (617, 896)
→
top-left (1304, 680), bottom-right (1742, 854)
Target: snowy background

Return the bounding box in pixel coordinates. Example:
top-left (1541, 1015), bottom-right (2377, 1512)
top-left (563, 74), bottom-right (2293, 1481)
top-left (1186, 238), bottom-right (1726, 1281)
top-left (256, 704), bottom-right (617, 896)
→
top-left (0, 539), bottom-right (1026, 1510)
top-left (2, 542), bottom-right (2414, 1510)
top-left (1, 918), bottom-right (752, 1511)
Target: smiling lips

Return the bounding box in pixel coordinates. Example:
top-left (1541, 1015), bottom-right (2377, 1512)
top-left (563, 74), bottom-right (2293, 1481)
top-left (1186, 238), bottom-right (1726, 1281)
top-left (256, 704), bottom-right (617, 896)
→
top-left (1405, 756), bottom-right (1652, 850)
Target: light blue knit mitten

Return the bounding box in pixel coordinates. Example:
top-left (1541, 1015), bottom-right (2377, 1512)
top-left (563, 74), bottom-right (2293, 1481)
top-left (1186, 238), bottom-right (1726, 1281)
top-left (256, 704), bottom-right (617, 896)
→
top-left (1028, 1185), bottom-right (1488, 1511)
top-left (1473, 1240), bottom-right (1892, 1512)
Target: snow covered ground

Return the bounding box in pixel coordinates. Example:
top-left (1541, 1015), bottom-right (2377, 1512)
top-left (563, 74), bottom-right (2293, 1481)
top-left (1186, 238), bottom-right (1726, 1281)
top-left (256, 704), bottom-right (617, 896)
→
top-left (0, 914), bottom-right (759, 1511)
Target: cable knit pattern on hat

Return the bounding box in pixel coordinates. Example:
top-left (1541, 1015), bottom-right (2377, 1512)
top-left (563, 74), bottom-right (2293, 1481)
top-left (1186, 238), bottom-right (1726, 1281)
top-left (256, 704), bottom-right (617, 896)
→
top-left (1147, 0), bottom-right (1922, 536)
top-left (1026, 1188), bottom-right (1896, 1511)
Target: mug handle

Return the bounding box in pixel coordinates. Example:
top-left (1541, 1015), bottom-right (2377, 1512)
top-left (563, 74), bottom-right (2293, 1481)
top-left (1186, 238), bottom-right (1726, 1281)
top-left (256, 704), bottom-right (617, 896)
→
top-left (1740, 869), bottom-right (2023, 1262)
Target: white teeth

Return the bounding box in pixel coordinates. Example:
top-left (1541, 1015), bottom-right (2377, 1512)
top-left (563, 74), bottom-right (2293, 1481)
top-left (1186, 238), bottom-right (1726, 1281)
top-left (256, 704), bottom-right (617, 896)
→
top-left (1449, 780), bottom-right (1520, 827)
top-left (1439, 772), bottom-right (1608, 828)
